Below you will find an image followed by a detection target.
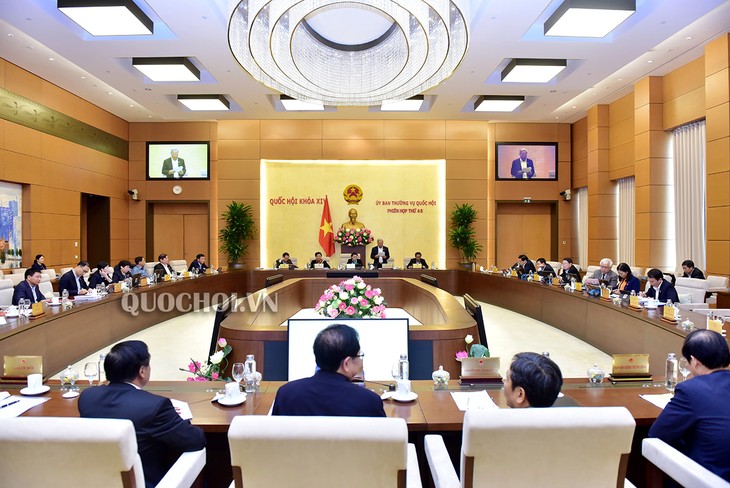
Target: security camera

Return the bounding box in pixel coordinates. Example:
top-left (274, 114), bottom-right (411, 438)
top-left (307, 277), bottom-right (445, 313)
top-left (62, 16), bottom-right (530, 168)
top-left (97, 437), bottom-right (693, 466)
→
top-left (560, 189), bottom-right (572, 201)
top-left (128, 189), bottom-right (139, 201)
top-left (523, 197), bottom-right (531, 204)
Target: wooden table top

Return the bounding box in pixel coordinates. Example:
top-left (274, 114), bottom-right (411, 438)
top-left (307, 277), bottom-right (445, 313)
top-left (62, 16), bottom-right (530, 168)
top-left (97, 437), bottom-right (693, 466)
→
top-left (10, 378), bottom-right (666, 430)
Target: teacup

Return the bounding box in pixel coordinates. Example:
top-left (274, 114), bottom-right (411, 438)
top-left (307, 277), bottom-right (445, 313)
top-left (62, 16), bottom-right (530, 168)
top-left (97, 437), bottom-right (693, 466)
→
top-left (27, 373), bottom-right (43, 391)
top-left (396, 379), bottom-right (411, 396)
top-left (51, 295), bottom-right (60, 305)
top-left (6, 306), bottom-right (18, 315)
top-left (224, 381), bottom-right (241, 400)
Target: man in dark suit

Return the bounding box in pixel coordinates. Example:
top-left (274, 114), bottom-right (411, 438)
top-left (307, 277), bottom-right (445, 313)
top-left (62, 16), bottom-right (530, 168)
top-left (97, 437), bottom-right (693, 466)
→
top-left (309, 251), bottom-right (330, 269)
top-left (272, 324), bottom-right (386, 417)
top-left (503, 352), bottom-right (563, 408)
top-left (535, 258), bottom-right (555, 276)
top-left (161, 149), bottom-right (186, 179)
top-left (12, 268), bottom-right (44, 305)
top-left (510, 148), bottom-right (535, 179)
top-left (406, 252), bottom-right (429, 269)
top-left (58, 261), bottom-right (90, 297)
top-left (346, 252), bottom-right (364, 268)
top-left (649, 330), bottom-right (730, 482)
top-left (516, 254), bottom-right (536, 274)
top-left (643, 268), bottom-right (679, 303)
top-left (78, 340), bottom-right (206, 488)
top-left (681, 259), bottom-right (705, 280)
top-left (112, 260), bottom-right (132, 283)
top-left (153, 253), bottom-right (174, 277)
top-left (188, 253), bottom-right (209, 274)
top-left (370, 239), bottom-right (390, 269)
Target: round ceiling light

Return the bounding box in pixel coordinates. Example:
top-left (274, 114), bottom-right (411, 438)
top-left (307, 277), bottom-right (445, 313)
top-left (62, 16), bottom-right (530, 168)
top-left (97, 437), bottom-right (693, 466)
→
top-left (228, 0), bottom-right (470, 106)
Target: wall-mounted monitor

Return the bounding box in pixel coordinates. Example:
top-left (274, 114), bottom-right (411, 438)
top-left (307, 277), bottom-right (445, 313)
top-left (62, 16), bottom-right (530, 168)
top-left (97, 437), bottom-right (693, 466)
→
top-left (146, 141), bottom-right (210, 180)
top-left (495, 142), bottom-right (558, 181)
top-left (287, 318), bottom-right (409, 381)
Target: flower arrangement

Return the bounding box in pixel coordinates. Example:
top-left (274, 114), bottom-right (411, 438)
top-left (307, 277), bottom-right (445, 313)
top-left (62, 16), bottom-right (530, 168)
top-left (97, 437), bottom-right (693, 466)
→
top-left (334, 227), bottom-right (375, 247)
top-left (181, 338), bottom-right (232, 381)
top-left (315, 275), bottom-right (386, 319)
top-left (455, 334), bottom-right (489, 359)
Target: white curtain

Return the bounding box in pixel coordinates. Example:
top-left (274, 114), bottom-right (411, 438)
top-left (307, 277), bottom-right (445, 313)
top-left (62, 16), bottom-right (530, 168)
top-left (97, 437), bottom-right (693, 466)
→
top-left (672, 121), bottom-right (706, 273)
top-left (574, 187), bottom-right (588, 268)
top-left (617, 177), bottom-right (635, 265)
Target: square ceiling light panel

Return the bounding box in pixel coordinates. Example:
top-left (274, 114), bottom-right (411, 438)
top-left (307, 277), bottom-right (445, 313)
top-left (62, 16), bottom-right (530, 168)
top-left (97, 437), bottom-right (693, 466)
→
top-left (501, 59), bottom-right (567, 83)
top-left (58, 0), bottom-right (154, 36)
top-left (474, 96), bottom-right (525, 112)
top-left (544, 0), bottom-right (635, 38)
top-left (133, 57), bottom-right (200, 82)
top-left (178, 95), bottom-right (230, 111)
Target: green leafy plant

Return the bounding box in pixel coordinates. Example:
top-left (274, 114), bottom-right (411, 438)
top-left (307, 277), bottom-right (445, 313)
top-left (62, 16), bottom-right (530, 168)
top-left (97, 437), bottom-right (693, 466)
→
top-left (219, 202), bottom-right (256, 265)
top-left (448, 203), bottom-right (482, 263)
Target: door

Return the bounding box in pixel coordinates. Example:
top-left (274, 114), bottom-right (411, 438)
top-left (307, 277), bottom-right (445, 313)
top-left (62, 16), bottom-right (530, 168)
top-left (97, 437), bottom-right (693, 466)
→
top-left (496, 203), bottom-right (553, 268)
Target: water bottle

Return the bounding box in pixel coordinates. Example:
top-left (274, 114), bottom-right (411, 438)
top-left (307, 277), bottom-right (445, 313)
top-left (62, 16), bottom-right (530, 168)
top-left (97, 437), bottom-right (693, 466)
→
top-left (244, 354), bottom-right (256, 393)
top-left (665, 353), bottom-right (678, 392)
top-left (61, 289), bottom-right (69, 303)
top-left (398, 354), bottom-right (409, 380)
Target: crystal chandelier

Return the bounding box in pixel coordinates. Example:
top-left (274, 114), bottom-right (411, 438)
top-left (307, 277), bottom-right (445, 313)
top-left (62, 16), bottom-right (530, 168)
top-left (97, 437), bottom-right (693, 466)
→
top-left (228, 0), bottom-right (470, 106)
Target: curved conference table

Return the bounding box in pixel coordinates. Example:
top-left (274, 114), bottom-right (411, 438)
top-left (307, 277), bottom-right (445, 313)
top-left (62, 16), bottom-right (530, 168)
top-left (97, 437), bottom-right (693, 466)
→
top-left (0, 269), bottom-right (686, 378)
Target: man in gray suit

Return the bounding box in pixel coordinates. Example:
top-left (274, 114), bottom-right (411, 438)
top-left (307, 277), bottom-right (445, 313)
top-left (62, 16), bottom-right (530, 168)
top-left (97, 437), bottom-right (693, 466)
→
top-left (587, 258), bottom-right (619, 289)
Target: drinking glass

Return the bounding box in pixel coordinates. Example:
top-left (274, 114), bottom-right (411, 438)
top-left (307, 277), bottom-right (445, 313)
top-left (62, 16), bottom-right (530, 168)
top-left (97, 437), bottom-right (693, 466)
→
top-left (678, 357), bottom-right (691, 382)
top-left (232, 363), bottom-right (244, 391)
top-left (84, 362), bottom-right (98, 386)
top-left (18, 299), bottom-right (27, 316)
top-left (391, 362), bottom-right (401, 381)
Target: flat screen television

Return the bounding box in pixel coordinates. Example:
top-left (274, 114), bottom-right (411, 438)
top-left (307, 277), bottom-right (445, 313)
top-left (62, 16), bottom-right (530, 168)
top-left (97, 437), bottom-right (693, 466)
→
top-left (146, 141), bottom-right (210, 180)
top-left (287, 318), bottom-right (409, 381)
top-left (496, 142), bottom-right (558, 180)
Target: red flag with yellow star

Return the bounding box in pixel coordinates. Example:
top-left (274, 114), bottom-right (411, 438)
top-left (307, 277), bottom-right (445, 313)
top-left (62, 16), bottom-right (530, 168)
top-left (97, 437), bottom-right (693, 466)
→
top-left (318, 195), bottom-right (335, 256)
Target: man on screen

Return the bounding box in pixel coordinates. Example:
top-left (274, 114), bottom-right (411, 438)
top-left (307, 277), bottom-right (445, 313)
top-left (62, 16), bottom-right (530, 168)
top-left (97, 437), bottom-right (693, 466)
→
top-left (510, 148), bottom-right (535, 179)
top-left (161, 149), bottom-right (186, 179)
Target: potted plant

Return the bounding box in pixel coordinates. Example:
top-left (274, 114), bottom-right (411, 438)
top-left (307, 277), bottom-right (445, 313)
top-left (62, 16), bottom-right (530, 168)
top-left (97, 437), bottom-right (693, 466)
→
top-left (448, 203), bottom-right (482, 271)
top-left (219, 202), bottom-right (256, 270)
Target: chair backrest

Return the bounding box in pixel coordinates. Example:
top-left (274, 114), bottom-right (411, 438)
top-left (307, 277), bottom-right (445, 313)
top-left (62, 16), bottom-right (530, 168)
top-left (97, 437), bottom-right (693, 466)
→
top-left (11, 267), bottom-right (27, 275)
top-left (7, 273), bottom-right (24, 286)
top-left (41, 268), bottom-right (57, 280)
top-left (675, 277), bottom-right (709, 303)
top-left (0, 417), bottom-right (145, 488)
top-left (707, 275), bottom-right (729, 291)
top-left (39, 280), bottom-right (54, 298)
top-left (0, 278), bottom-right (13, 290)
top-left (630, 266), bottom-right (643, 278)
top-left (60, 267), bottom-right (73, 275)
top-left (585, 265), bottom-right (599, 276)
top-left (642, 438), bottom-right (730, 488)
top-left (461, 407), bottom-right (635, 488)
top-left (228, 415), bottom-right (409, 488)
top-left (546, 261), bottom-right (561, 271)
top-left (0, 287), bottom-right (13, 306)
top-left (169, 260), bottom-right (188, 273)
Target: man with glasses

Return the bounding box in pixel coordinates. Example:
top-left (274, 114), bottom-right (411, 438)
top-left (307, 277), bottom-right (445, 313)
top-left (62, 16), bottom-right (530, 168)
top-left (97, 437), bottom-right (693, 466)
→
top-left (272, 324), bottom-right (385, 417)
top-left (58, 260), bottom-right (90, 297)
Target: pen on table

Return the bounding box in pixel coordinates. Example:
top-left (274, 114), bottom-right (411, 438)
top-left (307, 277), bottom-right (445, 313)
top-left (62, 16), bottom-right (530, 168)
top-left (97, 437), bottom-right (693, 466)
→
top-left (0, 399), bottom-right (20, 409)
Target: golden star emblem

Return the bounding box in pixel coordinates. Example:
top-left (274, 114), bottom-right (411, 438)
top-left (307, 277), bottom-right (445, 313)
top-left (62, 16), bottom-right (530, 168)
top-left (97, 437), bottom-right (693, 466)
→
top-left (320, 220), bottom-right (333, 235)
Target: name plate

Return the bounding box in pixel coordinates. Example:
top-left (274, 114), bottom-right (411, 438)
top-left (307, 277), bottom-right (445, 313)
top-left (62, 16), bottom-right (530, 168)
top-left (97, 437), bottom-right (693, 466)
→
top-left (510, 269), bottom-right (517, 277)
top-left (411, 263), bottom-right (422, 269)
top-left (629, 295), bottom-right (640, 308)
top-left (552, 277), bottom-right (560, 286)
top-left (113, 283), bottom-right (122, 293)
top-left (611, 354), bottom-right (650, 375)
top-left (707, 316), bottom-right (724, 334)
top-left (3, 355), bottom-right (42, 378)
top-left (183, 271), bottom-right (190, 278)
top-left (140, 278), bottom-right (148, 287)
top-left (574, 282), bottom-right (583, 291)
top-left (278, 264), bottom-right (289, 270)
top-left (346, 263), bottom-right (356, 269)
top-left (532, 273), bottom-right (540, 281)
top-left (31, 302), bottom-right (45, 317)
top-left (164, 274), bottom-right (171, 282)
top-left (600, 288), bottom-right (610, 299)
top-left (663, 305), bottom-right (679, 321)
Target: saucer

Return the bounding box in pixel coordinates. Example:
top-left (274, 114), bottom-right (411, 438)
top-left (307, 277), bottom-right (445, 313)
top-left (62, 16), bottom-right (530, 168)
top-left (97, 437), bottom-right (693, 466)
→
top-left (4, 311), bottom-right (19, 318)
top-left (62, 391), bottom-right (80, 399)
top-left (390, 392), bottom-right (418, 402)
top-left (47, 301), bottom-right (61, 307)
top-left (217, 393), bottom-right (246, 406)
top-left (20, 385), bottom-right (50, 396)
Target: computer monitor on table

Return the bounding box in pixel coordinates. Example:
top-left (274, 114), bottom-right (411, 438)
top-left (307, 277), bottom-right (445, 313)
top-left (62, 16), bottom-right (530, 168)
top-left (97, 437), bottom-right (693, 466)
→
top-left (463, 294), bottom-right (488, 349)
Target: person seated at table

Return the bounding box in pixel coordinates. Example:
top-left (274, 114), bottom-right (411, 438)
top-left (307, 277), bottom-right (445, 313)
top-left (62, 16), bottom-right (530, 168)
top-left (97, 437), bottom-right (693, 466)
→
top-left (558, 257), bottom-right (580, 283)
top-left (188, 253), bottom-right (209, 274)
top-left (78, 340), bottom-right (206, 488)
top-left (649, 330), bottom-right (730, 482)
top-left (681, 259), bottom-right (705, 280)
top-left (274, 252), bottom-right (297, 269)
top-left (153, 253), bottom-right (174, 277)
top-left (131, 256), bottom-right (151, 279)
top-left (30, 254), bottom-right (47, 272)
top-left (612, 263), bottom-right (641, 295)
top-left (514, 254), bottom-right (536, 274)
top-left (406, 252), bottom-right (429, 269)
top-left (535, 258), bottom-right (555, 276)
top-left (346, 252), bottom-right (364, 268)
top-left (586, 258), bottom-right (619, 289)
top-left (112, 260), bottom-right (132, 283)
top-left (88, 261), bottom-right (113, 289)
top-left (642, 268), bottom-right (679, 303)
top-left (272, 324), bottom-right (386, 417)
top-left (309, 252), bottom-right (330, 269)
top-left (58, 261), bottom-right (90, 297)
top-left (12, 268), bottom-right (44, 305)
top-left (503, 352), bottom-right (563, 408)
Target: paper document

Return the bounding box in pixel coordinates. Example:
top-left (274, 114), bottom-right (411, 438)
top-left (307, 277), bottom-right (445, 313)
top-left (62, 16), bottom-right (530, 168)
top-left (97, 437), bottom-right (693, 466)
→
top-left (171, 398), bottom-right (193, 420)
top-left (450, 390), bottom-right (498, 411)
top-left (640, 393), bottom-right (673, 410)
top-left (0, 396), bottom-right (50, 418)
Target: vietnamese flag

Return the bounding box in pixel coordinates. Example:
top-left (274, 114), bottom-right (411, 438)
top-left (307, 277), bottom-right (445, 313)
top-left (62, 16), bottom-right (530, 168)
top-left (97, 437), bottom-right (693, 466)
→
top-left (318, 196), bottom-right (335, 257)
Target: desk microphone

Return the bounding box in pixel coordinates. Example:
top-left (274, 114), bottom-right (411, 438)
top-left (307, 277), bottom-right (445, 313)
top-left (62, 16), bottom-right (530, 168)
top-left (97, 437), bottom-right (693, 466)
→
top-left (353, 379), bottom-right (396, 391)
